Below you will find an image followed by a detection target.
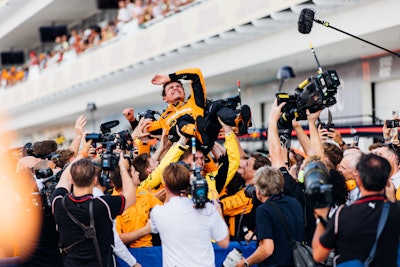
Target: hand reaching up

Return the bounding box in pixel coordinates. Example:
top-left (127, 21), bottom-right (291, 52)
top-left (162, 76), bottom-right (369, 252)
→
top-left (122, 108), bottom-right (135, 122)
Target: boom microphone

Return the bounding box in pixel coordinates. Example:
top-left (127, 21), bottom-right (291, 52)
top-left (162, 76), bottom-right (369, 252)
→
top-left (298, 8), bottom-right (315, 34)
top-left (297, 8), bottom-right (400, 57)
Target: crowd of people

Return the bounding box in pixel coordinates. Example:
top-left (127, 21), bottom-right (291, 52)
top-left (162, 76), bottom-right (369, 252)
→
top-left (0, 0), bottom-right (198, 90)
top-left (2, 66), bottom-right (400, 267)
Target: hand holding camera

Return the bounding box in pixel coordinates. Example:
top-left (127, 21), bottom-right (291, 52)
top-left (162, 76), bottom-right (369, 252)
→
top-left (383, 110), bottom-right (400, 142)
top-left (318, 127), bottom-right (329, 142)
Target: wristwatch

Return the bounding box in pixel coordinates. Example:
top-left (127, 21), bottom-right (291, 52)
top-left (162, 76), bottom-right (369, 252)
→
top-left (244, 258), bottom-right (249, 267)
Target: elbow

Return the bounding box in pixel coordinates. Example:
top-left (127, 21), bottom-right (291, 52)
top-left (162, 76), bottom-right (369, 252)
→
top-left (217, 236), bottom-right (230, 248)
top-left (218, 240), bottom-right (230, 249)
top-left (119, 234), bottom-right (131, 246)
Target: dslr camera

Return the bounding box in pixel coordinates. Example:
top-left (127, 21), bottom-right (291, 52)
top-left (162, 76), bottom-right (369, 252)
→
top-left (100, 142), bottom-right (132, 171)
top-left (34, 168), bottom-right (64, 213)
top-left (137, 109), bottom-right (160, 121)
top-left (304, 160), bottom-right (333, 208)
top-left (276, 70), bottom-right (340, 128)
top-left (86, 120), bottom-right (132, 171)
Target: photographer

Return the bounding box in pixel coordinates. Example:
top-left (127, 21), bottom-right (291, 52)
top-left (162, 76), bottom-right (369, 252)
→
top-left (148, 163), bottom-right (229, 267)
top-left (236, 166), bottom-right (304, 267)
top-left (92, 165), bottom-right (142, 267)
top-left (312, 153), bottom-right (400, 266)
top-left (51, 141), bottom-right (137, 267)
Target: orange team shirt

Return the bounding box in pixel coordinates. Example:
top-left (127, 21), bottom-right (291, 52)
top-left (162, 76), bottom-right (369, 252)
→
top-left (114, 187), bottom-right (162, 248)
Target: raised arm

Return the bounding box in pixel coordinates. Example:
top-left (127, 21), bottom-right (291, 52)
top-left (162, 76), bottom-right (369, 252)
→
top-left (131, 117), bottom-right (152, 155)
top-left (69, 115), bottom-right (87, 156)
top-left (307, 109), bottom-right (324, 157)
top-left (292, 120), bottom-right (312, 155)
top-left (150, 129), bottom-right (169, 162)
top-left (153, 68), bottom-right (207, 108)
top-left (267, 99), bottom-right (287, 168)
top-left (215, 117), bottom-right (240, 191)
top-left (122, 107), bottom-right (139, 131)
top-left (118, 152), bottom-right (137, 210)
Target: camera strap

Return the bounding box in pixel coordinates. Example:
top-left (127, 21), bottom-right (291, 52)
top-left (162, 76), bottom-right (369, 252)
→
top-left (236, 197), bottom-right (253, 246)
top-left (334, 202), bottom-right (389, 267)
top-left (60, 195), bottom-right (104, 267)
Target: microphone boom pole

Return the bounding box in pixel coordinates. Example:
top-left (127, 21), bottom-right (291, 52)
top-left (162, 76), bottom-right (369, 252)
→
top-left (298, 8), bottom-right (400, 58)
top-left (314, 18), bottom-right (400, 58)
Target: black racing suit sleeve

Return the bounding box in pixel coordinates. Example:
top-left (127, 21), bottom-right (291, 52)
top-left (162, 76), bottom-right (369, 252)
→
top-left (215, 154), bottom-right (229, 194)
top-left (169, 68), bottom-right (206, 109)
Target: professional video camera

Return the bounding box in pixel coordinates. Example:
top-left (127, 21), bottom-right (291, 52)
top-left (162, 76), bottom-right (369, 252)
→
top-left (86, 120), bottom-right (132, 171)
top-left (276, 69), bottom-right (340, 128)
top-left (190, 138), bottom-right (209, 209)
top-left (85, 120), bottom-right (120, 143)
top-left (100, 142), bottom-right (132, 171)
top-left (191, 167), bottom-right (208, 209)
top-left (137, 109), bottom-right (161, 121)
top-left (304, 160), bottom-right (333, 208)
top-left (34, 168), bottom-right (63, 213)
top-left (276, 44), bottom-right (340, 129)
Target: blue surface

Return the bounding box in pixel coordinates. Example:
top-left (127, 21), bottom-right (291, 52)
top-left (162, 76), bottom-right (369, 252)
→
top-left (116, 241), bottom-right (258, 267)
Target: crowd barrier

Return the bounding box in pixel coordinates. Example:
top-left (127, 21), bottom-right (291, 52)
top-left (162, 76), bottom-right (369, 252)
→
top-left (116, 241), bottom-right (258, 267)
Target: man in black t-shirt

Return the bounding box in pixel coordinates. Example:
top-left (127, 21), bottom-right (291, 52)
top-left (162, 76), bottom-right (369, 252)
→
top-left (313, 153), bottom-right (400, 266)
top-left (236, 166), bottom-right (304, 267)
top-left (51, 149), bottom-right (137, 267)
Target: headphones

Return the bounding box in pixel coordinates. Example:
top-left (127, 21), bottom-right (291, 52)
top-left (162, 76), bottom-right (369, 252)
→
top-left (346, 179), bottom-right (357, 191)
top-left (99, 170), bottom-right (110, 187)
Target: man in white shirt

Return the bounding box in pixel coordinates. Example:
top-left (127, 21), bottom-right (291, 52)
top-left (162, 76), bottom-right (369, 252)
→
top-left (149, 163), bottom-right (229, 267)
